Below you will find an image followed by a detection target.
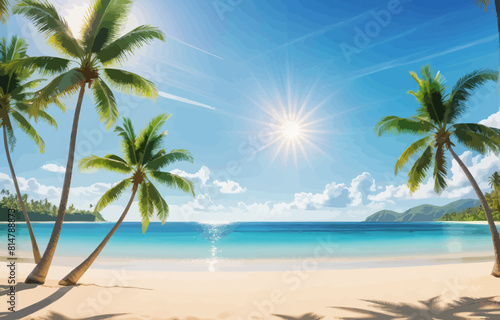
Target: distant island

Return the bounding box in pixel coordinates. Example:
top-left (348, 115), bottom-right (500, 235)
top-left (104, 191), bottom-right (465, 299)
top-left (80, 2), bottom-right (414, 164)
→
top-left (365, 199), bottom-right (481, 222)
top-left (0, 190), bottom-right (105, 222)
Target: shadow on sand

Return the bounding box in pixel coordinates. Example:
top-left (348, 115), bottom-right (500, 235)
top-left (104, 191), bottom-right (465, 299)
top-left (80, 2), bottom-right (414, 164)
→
top-left (274, 313), bottom-right (325, 320)
top-left (0, 283), bottom-right (37, 297)
top-left (0, 285), bottom-right (73, 320)
top-left (333, 296), bottom-right (500, 319)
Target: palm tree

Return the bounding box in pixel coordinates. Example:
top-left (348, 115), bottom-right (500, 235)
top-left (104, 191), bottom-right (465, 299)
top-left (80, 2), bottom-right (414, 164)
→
top-left (0, 0), bottom-right (9, 23)
top-left (8, 0), bottom-right (164, 284)
top-left (375, 65), bottom-right (500, 276)
top-left (489, 171), bottom-right (500, 211)
top-left (59, 114), bottom-right (195, 285)
top-left (1, 35), bottom-right (59, 263)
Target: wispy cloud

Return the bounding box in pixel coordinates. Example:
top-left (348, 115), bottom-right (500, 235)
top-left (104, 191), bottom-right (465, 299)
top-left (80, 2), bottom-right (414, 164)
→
top-left (41, 164), bottom-right (66, 174)
top-left (245, 12), bottom-right (368, 62)
top-left (159, 91), bottom-right (216, 110)
top-left (164, 34), bottom-right (223, 60)
top-left (348, 34), bottom-right (498, 82)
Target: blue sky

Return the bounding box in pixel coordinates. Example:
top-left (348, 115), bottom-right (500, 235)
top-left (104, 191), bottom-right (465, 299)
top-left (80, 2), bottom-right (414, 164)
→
top-left (1, 0), bottom-right (500, 222)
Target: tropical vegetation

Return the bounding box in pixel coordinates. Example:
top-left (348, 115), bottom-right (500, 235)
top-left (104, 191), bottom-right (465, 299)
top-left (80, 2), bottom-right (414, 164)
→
top-left (0, 189), bottom-right (105, 221)
top-left (439, 192), bottom-right (500, 221)
top-left (4, 0), bottom-right (165, 284)
top-left (0, 35), bottom-right (60, 263)
top-left (59, 114), bottom-right (195, 285)
top-left (375, 65), bottom-right (500, 277)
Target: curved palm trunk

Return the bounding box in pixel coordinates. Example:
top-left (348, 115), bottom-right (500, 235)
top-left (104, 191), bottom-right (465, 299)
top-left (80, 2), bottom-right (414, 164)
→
top-left (3, 126), bottom-right (41, 263)
top-left (25, 83), bottom-right (86, 284)
top-left (59, 184), bottom-right (138, 286)
top-left (449, 146), bottom-right (500, 277)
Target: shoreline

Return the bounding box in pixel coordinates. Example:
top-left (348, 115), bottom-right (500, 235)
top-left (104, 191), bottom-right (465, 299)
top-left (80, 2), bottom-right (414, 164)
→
top-left (3, 250), bottom-right (496, 272)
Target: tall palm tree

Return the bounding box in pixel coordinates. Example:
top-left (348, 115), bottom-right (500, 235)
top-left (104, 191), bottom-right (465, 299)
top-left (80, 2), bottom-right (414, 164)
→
top-left (1, 35), bottom-right (58, 263)
top-left (375, 65), bottom-right (500, 276)
top-left (489, 171), bottom-right (500, 211)
top-left (0, 0), bottom-right (8, 24)
top-left (59, 114), bottom-right (195, 285)
top-left (8, 0), bottom-right (165, 284)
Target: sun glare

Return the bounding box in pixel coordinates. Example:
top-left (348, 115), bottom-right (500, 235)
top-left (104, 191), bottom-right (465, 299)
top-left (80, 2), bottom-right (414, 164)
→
top-left (281, 120), bottom-right (301, 140)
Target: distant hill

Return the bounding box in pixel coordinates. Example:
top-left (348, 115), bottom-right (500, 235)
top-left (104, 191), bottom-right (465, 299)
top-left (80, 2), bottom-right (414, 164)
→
top-left (365, 199), bottom-right (481, 222)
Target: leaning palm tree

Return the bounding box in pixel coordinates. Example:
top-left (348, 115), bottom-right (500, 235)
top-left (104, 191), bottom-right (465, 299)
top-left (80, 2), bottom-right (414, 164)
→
top-left (59, 114), bottom-right (195, 285)
top-left (1, 35), bottom-right (58, 263)
top-left (8, 0), bottom-right (164, 284)
top-left (489, 171), bottom-right (500, 211)
top-left (375, 65), bottom-right (500, 276)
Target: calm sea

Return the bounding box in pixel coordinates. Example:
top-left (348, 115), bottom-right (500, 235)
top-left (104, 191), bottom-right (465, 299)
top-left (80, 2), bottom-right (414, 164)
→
top-left (2, 222), bottom-right (497, 264)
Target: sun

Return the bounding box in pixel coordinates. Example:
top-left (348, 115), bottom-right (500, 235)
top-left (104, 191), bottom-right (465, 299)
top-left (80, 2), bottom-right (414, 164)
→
top-left (281, 120), bottom-right (302, 140)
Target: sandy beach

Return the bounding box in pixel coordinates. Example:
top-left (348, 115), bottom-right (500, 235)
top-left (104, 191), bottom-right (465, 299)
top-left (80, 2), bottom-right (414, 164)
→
top-left (1, 260), bottom-right (500, 320)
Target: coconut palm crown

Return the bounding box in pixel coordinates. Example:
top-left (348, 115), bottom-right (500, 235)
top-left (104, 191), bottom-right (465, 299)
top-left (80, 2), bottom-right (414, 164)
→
top-left (8, 0), bottom-right (164, 126)
top-left (82, 113), bottom-right (195, 233)
top-left (376, 65), bottom-right (500, 193)
top-left (375, 64), bottom-right (500, 276)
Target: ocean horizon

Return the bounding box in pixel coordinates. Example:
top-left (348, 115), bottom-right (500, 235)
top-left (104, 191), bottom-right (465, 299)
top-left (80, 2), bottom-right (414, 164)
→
top-left (3, 222), bottom-right (497, 268)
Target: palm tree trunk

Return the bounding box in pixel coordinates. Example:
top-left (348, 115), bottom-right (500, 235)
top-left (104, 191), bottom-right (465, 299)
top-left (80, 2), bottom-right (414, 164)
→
top-left (3, 126), bottom-right (41, 263)
top-left (449, 146), bottom-right (500, 277)
top-left (25, 83), bottom-right (86, 284)
top-left (59, 184), bottom-right (138, 286)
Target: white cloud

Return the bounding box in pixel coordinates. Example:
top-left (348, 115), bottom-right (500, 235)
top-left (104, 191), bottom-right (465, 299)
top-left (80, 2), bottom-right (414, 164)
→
top-left (171, 166), bottom-right (211, 187)
top-left (213, 180), bottom-right (247, 194)
top-left (479, 111), bottom-right (500, 129)
top-left (41, 163), bottom-right (66, 173)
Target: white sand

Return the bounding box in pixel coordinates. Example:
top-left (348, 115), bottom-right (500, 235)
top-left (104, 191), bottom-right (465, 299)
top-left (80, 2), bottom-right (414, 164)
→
top-left (2, 260), bottom-right (500, 319)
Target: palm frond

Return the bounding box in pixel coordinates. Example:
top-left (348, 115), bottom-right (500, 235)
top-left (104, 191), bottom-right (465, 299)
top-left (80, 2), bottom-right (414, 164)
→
top-left (147, 182), bottom-right (169, 224)
top-left (94, 178), bottom-right (131, 212)
top-left (30, 68), bottom-right (83, 116)
top-left (92, 77), bottom-right (118, 130)
top-left (408, 65), bottom-right (447, 124)
top-left (0, 35), bottom-right (28, 62)
top-left (10, 109), bottom-right (44, 152)
top-left (394, 135), bottom-right (434, 175)
top-left (447, 69), bottom-right (498, 123)
top-left (13, 0), bottom-right (83, 58)
top-left (433, 143), bottom-right (448, 194)
top-left (407, 145), bottom-right (434, 193)
top-left (97, 25), bottom-right (165, 66)
top-left (114, 118), bottom-right (137, 164)
top-left (135, 113), bottom-right (170, 163)
top-left (146, 149), bottom-right (194, 171)
top-left (14, 102), bottom-right (57, 128)
top-left (79, 154), bottom-right (132, 173)
top-left (474, 0), bottom-right (491, 11)
top-left (80, 0), bottom-right (133, 53)
top-left (150, 171), bottom-right (195, 197)
top-left (0, 106), bottom-right (15, 150)
top-left (9, 78), bottom-right (45, 100)
top-left (2, 56), bottom-right (73, 76)
top-left (138, 181), bottom-right (154, 233)
top-left (375, 116), bottom-right (434, 137)
top-left (0, 0), bottom-right (9, 24)
top-left (103, 68), bottom-right (158, 100)
top-left (452, 123), bottom-right (500, 155)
